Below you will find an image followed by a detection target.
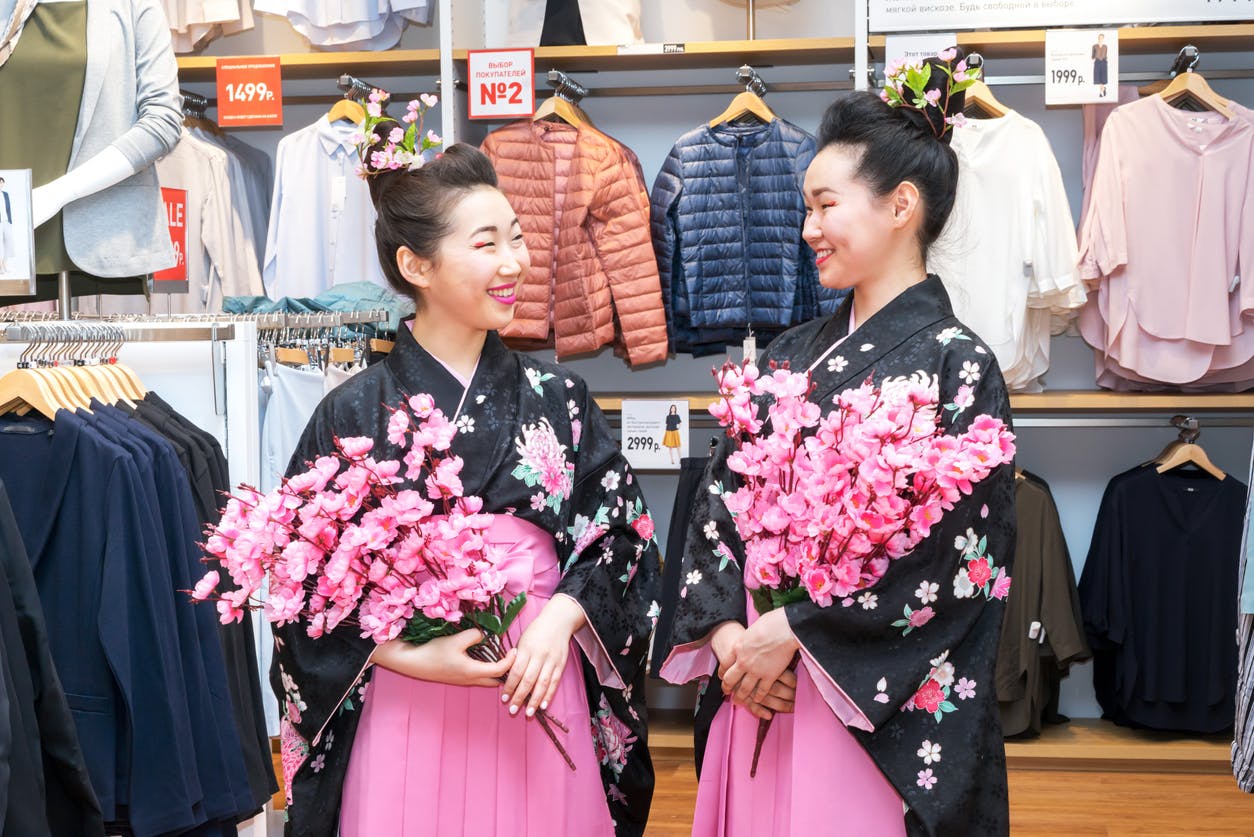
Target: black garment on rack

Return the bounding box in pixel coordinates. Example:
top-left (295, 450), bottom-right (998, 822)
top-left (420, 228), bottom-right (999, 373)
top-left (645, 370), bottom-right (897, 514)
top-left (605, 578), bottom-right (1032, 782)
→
top-left (538, 0), bottom-right (586, 46)
top-left (0, 410), bottom-right (205, 836)
top-left (0, 479), bottom-right (103, 837)
top-left (0, 638), bottom-right (10, 831)
top-left (79, 405), bottom-right (254, 826)
top-left (996, 472), bottom-right (1089, 737)
top-left (650, 455), bottom-right (710, 679)
top-left (1080, 464), bottom-right (1245, 734)
top-left (122, 393), bottom-right (278, 810)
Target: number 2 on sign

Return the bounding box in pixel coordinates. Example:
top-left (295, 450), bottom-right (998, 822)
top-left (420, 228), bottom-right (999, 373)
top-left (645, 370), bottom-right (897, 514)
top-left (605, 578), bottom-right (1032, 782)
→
top-left (1050, 68), bottom-right (1084, 85)
top-left (480, 81), bottom-right (524, 106)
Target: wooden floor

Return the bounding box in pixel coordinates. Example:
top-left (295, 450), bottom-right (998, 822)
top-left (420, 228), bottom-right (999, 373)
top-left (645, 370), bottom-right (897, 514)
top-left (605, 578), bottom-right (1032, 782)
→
top-left (644, 754), bottom-right (1254, 835)
top-left (643, 717), bottom-right (1254, 837)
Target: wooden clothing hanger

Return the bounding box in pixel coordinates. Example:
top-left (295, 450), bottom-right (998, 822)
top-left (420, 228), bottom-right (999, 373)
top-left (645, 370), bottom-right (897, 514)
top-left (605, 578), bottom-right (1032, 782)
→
top-left (710, 65), bottom-right (776, 128)
top-left (1151, 416), bottom-right (1225, 480)
top-left (1156, 70), bottom-right (1233, 119)
top-left (1156, 441), bottom-right (1225, 480)
top-left (0, 367), bottom-right (62, 419)
top-left (709, 90), bottom-right (775, 127)
top-left (534, 69), bottom-right (593, 129)
top-left (327, 97), bottom-right (367, 125)
top-left (963, 80), bottom-right (1009, 119)
top-left (532, 95), bottom-right (592, 128)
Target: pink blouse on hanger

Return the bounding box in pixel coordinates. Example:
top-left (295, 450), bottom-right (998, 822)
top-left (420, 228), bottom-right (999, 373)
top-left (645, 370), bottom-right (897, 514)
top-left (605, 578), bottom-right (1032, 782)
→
top-left (1078, 96), bottom-right (1254, 387)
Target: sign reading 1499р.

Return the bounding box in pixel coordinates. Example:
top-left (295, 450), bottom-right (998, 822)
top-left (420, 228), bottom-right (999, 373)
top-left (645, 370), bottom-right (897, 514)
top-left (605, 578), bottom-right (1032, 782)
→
top-left (466, 49), bottom-right (535, 120)
top-left (215, 57), bottom-right (284, 127)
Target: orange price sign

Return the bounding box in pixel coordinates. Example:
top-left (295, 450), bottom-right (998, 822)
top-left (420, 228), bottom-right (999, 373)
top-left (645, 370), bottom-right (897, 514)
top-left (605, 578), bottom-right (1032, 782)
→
top-left (216, 56), bottom-right (283, 128)
top-left (154, 187), bottom-right (188, 293)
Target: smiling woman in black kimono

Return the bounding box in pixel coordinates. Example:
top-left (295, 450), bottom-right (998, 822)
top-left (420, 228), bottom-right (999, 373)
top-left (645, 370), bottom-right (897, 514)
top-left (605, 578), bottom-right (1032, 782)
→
top-left (270, 143), bottom-right (660, 837)
top-left (658, 61), bottom-right (1016, 836)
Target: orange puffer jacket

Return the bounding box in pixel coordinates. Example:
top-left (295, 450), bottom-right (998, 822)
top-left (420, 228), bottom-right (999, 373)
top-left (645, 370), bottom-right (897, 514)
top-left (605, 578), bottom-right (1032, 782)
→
top-left (482, 121), bottom-right (668, 366)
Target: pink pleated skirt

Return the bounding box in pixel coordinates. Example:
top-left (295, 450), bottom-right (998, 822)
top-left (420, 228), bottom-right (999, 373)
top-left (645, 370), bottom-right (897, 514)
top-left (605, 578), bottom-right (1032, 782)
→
top-left (339, 517), bottom-right (615, 837)
top-left (692, 632), bottom-right (907, 835)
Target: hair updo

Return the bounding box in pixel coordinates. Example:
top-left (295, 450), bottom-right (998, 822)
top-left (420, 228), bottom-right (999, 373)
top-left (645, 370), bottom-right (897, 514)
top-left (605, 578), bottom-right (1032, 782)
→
top-left (364, 123), bottom-right (500, 298)
top-left (816, 53), bottom-right (967, 254)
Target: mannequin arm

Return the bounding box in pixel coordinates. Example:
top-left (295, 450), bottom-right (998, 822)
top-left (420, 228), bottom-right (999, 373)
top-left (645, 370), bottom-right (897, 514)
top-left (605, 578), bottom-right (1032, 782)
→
top-left (32, 147), bottom-right (138, 228)
top-left (31, 0), bottom-right (182, 229)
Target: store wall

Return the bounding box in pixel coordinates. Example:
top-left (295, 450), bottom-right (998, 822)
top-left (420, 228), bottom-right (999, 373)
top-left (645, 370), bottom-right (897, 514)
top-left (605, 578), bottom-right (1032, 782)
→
top-left (180, 7), bottom-right (1254, 719)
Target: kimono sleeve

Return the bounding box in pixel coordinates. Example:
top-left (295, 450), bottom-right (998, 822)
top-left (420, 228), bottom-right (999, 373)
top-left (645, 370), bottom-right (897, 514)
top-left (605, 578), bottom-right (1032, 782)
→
top-left (1077, 116), bottom-right (1129, 286)
top-left (783, 355), bottom-right (1016, 732)
top-left (269, 408), bottom-right (374, 749)
top-left (553, 384), bottom-right (661, 690)
top-left (655, 434), bottom-right (749, 684)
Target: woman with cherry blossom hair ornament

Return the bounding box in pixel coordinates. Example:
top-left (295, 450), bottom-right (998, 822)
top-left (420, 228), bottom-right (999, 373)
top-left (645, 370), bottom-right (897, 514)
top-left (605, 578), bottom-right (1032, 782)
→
top-left (270, 94), bottom-right (660, 837)
top-left (658, 50), bottom-right (1016, 836)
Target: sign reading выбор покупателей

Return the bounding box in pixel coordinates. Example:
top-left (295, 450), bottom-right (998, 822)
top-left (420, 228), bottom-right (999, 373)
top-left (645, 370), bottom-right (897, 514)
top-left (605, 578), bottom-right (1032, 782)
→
top-left (870, 0), bottom-right (1254, 32)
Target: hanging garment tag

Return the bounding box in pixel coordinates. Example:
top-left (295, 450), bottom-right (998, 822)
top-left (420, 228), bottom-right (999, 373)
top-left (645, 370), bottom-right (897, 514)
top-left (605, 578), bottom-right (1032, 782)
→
top-left (742, 332), bottom-right (757, 364)
top-left (1028, 621), bottom-right (1042, 641)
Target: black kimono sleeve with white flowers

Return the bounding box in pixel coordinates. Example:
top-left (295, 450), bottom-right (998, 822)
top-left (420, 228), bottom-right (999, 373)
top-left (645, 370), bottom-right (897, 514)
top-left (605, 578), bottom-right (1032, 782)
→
top-left (658, 277), bottom-right (1015, 836)
top-left (270, 324), bottom-right (659, 837)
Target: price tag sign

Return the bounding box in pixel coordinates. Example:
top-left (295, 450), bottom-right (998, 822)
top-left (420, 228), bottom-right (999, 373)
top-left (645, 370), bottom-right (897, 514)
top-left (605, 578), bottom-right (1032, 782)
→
top-left (1045, 29), bottom-right (1118, 106)
top-left (154, 187), bottom-right (188, 292)
top-left (215, 56), bottom-right (284, 127)
top-left (466, 49), bottom-right (534, 120)
top-left (621, 400), bottom-right (688, 471)
top-left (884, 33), bottom-right (957, 71)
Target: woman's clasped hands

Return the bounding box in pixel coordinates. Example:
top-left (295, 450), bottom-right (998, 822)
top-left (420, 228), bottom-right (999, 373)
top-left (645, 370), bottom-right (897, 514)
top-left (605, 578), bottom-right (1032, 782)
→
top-left (710, 611), bottom-right (799, 722)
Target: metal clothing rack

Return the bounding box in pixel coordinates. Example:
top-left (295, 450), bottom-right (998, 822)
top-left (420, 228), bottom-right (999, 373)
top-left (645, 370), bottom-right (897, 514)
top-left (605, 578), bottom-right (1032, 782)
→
top-left (1, 321), bottom-right (237, 344)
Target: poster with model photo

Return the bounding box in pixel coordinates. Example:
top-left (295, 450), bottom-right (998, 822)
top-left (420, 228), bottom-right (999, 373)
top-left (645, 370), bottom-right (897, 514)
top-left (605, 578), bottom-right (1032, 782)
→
top-left (0, 170), bottom-right (36, 296)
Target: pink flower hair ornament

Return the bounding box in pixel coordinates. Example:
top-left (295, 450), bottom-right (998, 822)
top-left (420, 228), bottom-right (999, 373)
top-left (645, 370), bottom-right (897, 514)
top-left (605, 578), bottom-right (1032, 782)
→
top-left (352, 89), bottom-right (443, 178)
top-left (880, 49), bottom-right (982, 137)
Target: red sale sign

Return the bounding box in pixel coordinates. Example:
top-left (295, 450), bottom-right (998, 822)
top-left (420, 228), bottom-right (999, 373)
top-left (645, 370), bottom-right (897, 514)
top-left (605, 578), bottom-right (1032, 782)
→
top-left (216, 56), bottom-right (284, 127)
top-left (154, 187), bottom-right (188, 293)
top-left (466, 49), bottom-right (535, 120)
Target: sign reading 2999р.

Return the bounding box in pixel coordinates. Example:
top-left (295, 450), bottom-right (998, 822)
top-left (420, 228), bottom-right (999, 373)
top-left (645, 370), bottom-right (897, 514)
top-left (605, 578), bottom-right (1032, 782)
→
top-left (466, 49), bottom-right (535, 120)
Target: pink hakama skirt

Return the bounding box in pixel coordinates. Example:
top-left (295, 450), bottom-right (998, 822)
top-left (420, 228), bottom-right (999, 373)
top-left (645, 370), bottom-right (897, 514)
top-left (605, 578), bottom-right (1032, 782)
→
top-left (339, 516), bottom-right (615, 836)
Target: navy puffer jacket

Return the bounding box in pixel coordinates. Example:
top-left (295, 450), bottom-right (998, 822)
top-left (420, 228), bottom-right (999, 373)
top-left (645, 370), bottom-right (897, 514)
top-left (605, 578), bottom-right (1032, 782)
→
top-left (650, 119), bottom-right (846, 355)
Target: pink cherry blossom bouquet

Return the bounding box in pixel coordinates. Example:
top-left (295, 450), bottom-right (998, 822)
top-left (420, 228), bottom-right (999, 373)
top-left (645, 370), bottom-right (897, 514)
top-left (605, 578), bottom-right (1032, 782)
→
top-left (190, 393), bottom-right (574, 768)
top-left (709, 359), bottom-right (1016, 775)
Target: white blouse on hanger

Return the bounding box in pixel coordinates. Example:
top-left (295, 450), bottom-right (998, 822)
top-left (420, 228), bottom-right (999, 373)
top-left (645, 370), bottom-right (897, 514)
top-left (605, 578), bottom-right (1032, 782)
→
top-left (263, 116), bottom-right (388, 300)
top-left (928, 109), bottom-right (1085, 391)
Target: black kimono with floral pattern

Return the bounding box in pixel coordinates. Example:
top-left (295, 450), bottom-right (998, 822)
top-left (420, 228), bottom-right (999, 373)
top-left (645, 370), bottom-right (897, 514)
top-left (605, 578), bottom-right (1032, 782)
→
top-left (660, 277), bottom-right (1015, 836)
top-left (271, 320), bottom-right (660, 837)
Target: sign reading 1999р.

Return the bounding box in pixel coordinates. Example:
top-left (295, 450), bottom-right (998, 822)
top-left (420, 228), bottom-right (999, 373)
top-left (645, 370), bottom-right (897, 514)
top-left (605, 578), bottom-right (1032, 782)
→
top-left (1045, 29), bottom-right (1119, 106)
top-left (215, 56), bottom-right (284, 128)
top-left (466, 49), bottom-right (535, 120)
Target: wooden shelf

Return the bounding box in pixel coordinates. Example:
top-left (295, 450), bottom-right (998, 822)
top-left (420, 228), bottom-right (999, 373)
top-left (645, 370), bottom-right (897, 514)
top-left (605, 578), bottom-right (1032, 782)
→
top-left (176, 48), bottom-right (442, 83)
top-left (454, 37), bottom-right (856, 73)
top-left (594, 390), bottom-right (1254, 414)
top-left (650, 714), bottom-right (1233, 774)
top-left (870, 23), bottom-right (1254, 61)
top-left (1004, 719), bottom-right (1232, 774)
top-left (173, 23), bottom-right (1252, 83)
